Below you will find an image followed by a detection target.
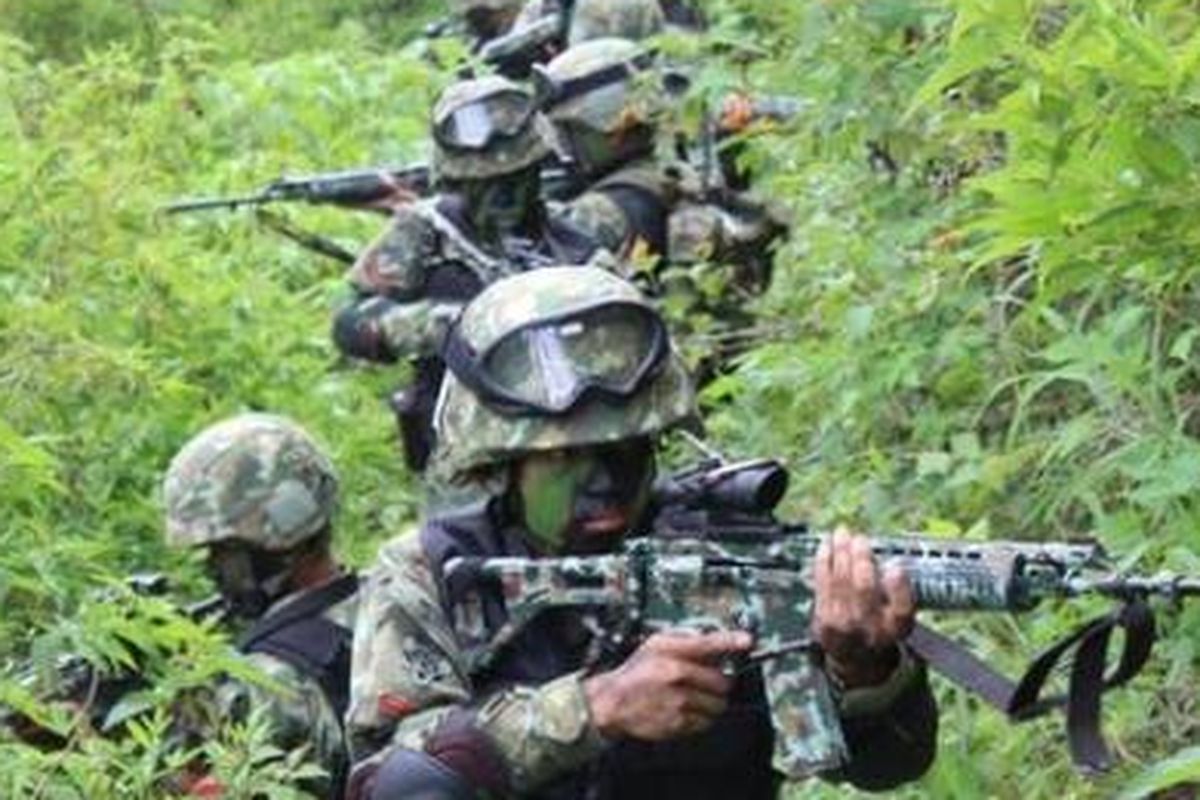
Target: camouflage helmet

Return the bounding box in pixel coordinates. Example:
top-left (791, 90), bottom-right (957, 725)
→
top-left (163, 414), bottom-right (338, 552)
top-left (447, 0), bottom-right (522, 12)
top-left (568, 0), bottom-right (665, 45)
top-left (537, 37), bottom-right (661, 135)
top-left (432, 266), bottom-right (697, 480)
top-left (431, 75), bottom-right (550, 183)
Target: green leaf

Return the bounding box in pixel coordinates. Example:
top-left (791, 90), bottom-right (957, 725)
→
top-left (1119, 745), bottom-right (1200, 800)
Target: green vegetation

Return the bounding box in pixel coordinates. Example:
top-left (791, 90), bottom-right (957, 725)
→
top-left (1, 0), bottom-right (1196, 797)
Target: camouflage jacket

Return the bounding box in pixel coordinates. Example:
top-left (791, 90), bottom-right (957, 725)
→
top-left (219, 575), bottom-right (360, 797)
top-left (552, 157), bottom-right (787, 287)
top-left (340, 195), bottom-right (601, 364)
top-left (347, 515), bottom-right (936, 798)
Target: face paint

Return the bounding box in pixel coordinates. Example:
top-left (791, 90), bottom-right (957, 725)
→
top-left (514, 439), bottom-right (655, 555)
top-left (464, 167), bottom-right (539, 238)
top-left (205, 542), bottom-right (294, 620)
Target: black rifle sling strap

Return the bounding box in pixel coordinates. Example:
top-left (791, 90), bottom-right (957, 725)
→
top-left (238, 572), bottom-right (360, 722)
top-left (907, 600), bottom-right (1156, 773)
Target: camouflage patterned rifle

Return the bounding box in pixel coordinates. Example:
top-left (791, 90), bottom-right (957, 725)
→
top-left (446, 459), bottom-right (1200, 779)
top-left (1, 576), bottom-right (225, 749)
top-left (163, 164), bottom-right (432, 215)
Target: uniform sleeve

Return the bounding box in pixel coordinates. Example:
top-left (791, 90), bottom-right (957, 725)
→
top-left (553, 192), bottom-right (634, 258)
top-left (824, 645), bottom-right (938, 791)
top-left (374, 299), bottom-right (460, 359)
top-left (217, 654), bottom-right (346, 795)
top-left (348, 535), bottom-right (610, 794)
top-left (346, 206), bottom-right (437, 298)
top-left (332, 293), bottom-right (461, 363)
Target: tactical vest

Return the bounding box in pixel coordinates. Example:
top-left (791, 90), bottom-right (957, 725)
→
top-left (586, 158), bottom-right (786, 287)
top-left (422, 513), bottom-right (780, 800)
top-left (238, 573), bottom-right (359, 800)
top-left (588, 159), bottom-right (676, 257)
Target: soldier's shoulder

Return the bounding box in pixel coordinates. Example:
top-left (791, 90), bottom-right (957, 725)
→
top-left (595, 157), bottom-right (686, 196)
top-left (364, 528), bottom-right (444, 614)
top-left (553, 191), bottom-right (630, 254)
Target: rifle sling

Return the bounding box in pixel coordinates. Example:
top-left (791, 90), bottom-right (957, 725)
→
top-left (254, 209), bottom-right (356, 264)
top-left (907, 600), bottom-right (1156, 774)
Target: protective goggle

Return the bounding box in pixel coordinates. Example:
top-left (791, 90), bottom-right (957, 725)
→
top-left (433, 89), bottom-right (537, 151)
top-left (443, 301), bottom-right (669, 416)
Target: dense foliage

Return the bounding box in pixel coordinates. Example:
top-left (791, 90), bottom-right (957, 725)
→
top-left (1, 0), bottom-right (1197, 797)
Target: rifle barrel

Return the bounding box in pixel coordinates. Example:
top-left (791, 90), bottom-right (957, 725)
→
top-left (163, 194), bottom-right (273, 214)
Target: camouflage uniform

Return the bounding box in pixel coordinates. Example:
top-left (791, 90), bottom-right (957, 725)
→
top-left (164, 414), bottom-right (359, 798)
top-left (334, 76), bottom-right (599, 471)
top-left (539, 38), bottom-right (788, 376)
top-left (346, 269), bottom-right (936, 799)
top-left (215, 588), bottom-right (358, 794)
top-left (542, 39), bottom-right (785, 269)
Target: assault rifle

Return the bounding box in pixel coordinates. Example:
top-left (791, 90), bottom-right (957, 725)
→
top-left (164, 164), bottom-right (431, 215)
top-left (1, 575), bottom-right (225, 749)
top-left (447, 458), bottom-right (1200, 778)
top-left (164, 162), bottom-right (580, 262)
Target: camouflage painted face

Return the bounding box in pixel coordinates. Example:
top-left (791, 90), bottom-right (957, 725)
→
top-left (163, 413), bottom-right (338, 552)
top-left (515, 439), bottom-right (655, 554)
top-left (567, 0), bottom-right (665, 45)
top-left (430, 267), bottom-right (697, 480)
top-left (432, 76), bottom-right (550, 183)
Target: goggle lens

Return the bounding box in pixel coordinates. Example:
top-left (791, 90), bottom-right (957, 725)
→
top-left (436, 91), bottom-right (535, 150)
top-left (448, 303), bottom-right (667, 415)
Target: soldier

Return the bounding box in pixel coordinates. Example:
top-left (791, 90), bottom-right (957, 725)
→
top-left (344, 267), bottom-right (937, 799)
top-left (511, 0), bottom-right (701, 51)
top-left (539, 38), bottom-right (786, 292)
top-left (484, 0), bottom-right (700, 79)
top-left (163, 413), bottom-right (360, 798)
top-left (332, 75), bottom-right (598, 473)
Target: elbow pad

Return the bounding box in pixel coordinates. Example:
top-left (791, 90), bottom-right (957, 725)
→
top-left (333, 296), bottom-right (399, 363)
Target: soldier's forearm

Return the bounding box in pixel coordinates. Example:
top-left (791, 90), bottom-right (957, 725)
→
top-left (469, 670), bottom-right (610, 792)
top-left (825, 654), bottom-right (938, 791)
top-left (332, 295), bottom-right (460, 363)
top-left (357, 670), bottom-right (608, 795)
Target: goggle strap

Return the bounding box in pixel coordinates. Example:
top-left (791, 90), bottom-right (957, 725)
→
top-left (540, 51), bottom-right (657, 111)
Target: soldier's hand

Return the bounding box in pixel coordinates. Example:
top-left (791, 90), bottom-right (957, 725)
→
top-left (813, 527), bottom-right (915, 689)
top-left (584, 630), bottom-right (752, 741)
top-left (359, 171), bottom-right (420, 214)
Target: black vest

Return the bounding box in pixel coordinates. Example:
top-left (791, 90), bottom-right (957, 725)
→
top-left (238, 573), bottom-right (359, 799)
top-left (422, 513), bottom-right (780, 800)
